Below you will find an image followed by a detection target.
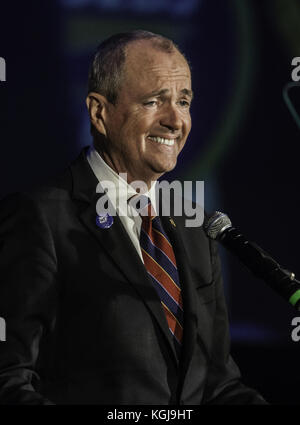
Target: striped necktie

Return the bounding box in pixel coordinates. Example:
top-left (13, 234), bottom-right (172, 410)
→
top-left (132, 195), bottom-right (184, 356)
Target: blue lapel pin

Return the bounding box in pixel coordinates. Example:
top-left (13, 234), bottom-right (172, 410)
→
top-left (96, 213), bottom-right (114, 229)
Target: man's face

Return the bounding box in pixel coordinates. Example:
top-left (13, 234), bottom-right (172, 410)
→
top-left (102, 40), bottom-right (192, 185)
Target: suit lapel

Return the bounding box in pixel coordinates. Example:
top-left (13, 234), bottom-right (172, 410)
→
top-left (69, 149), bottom-right (179, 365)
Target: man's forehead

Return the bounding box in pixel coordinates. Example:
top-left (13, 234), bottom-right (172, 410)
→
top-left (144, 88), bottom-right (193, 100)
top-left (125, 40), bottom-right (190, 72)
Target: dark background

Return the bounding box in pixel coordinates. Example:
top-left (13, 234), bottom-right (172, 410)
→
top-left (1, 0), bottom-right (300, 404)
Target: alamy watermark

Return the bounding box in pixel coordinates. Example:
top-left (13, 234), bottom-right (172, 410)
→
top-left (0, 57), bottom-right (6, 82)
top-left (0, 56), bottom-right (6, 341)
top-left (291, 57), bottom-right (300, 82)
top-left (0, 317), bottom-right (6, 341)
top-left (95, 174), bottom-right (204, 227)
top-left (291, 317), bottom-right (300, 342)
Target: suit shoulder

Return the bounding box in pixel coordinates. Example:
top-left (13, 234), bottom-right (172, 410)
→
top-left (1, 166), bottom-right (73, 205)
top-left (0, 166), bottom-right (74, 228)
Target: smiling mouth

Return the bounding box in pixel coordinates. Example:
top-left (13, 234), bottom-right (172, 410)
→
top-left (147, 136), bottom-right (178, 146)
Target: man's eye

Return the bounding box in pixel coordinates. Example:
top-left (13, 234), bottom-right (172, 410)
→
top-left (179, 100), bottom-right (190, 107)
top-left (144, 101), bottom-right (157, 107)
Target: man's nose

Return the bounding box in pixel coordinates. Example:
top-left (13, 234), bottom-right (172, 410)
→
top-left (159, 103), bottom-right (182, 132)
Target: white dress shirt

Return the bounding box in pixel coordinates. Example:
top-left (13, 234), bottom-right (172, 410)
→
top-left (86, 145), bottom-right (157, 262)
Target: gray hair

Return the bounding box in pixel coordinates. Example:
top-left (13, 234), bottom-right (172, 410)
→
top-left (88, 30), bottom-right (185, 105)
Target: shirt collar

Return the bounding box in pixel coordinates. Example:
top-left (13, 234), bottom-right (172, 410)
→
top-left (86, 145), bottom-right (157, 214)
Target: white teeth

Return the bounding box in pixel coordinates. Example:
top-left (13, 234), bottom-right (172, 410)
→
top-left (148, 136), bottom-right (175, 146)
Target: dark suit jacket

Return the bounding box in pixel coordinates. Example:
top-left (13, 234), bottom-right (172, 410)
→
top-left (0, 148), bottom-right (266, 405)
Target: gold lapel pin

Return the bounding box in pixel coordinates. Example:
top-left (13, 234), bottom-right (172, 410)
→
top-left (169, 218), bottom-right (176, 228)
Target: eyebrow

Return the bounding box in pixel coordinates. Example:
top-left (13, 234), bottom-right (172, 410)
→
top-left (145, 88), bottom-right (194, 100)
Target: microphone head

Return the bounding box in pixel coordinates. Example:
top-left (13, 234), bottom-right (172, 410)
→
top-left (204, 211), bottom-right (232, 240)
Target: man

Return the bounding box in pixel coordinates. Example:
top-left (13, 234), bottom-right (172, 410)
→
top-left (0, 30), bottom-right (267, 404)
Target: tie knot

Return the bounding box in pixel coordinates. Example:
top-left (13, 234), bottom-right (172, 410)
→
top-left (128, 194), bottom-right (156, 219)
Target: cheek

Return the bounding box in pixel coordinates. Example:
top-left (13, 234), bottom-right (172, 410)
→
top-left (184, 113), bottom-right (192, 132)
top-left (125, 113), bottom-right (154, 141)
top-left (179, 115), bottom-right (191, 143)
top-left (118, 115), bottom-right (151, 155)
top-left (179, 117), bottom-right (192, 149)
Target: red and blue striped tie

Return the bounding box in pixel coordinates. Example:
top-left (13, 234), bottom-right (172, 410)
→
top-left (135, 196), bottom-right (184, 355)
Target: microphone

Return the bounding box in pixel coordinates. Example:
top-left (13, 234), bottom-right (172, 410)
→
top-left (204, 211), bottom-right (300, 311)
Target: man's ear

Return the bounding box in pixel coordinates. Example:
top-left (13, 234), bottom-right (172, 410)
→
top-left (86, 92), bottom-right (109, 137)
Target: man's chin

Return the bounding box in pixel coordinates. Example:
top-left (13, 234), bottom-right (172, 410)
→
top-left (151, 161), bottom-right (177, 176)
